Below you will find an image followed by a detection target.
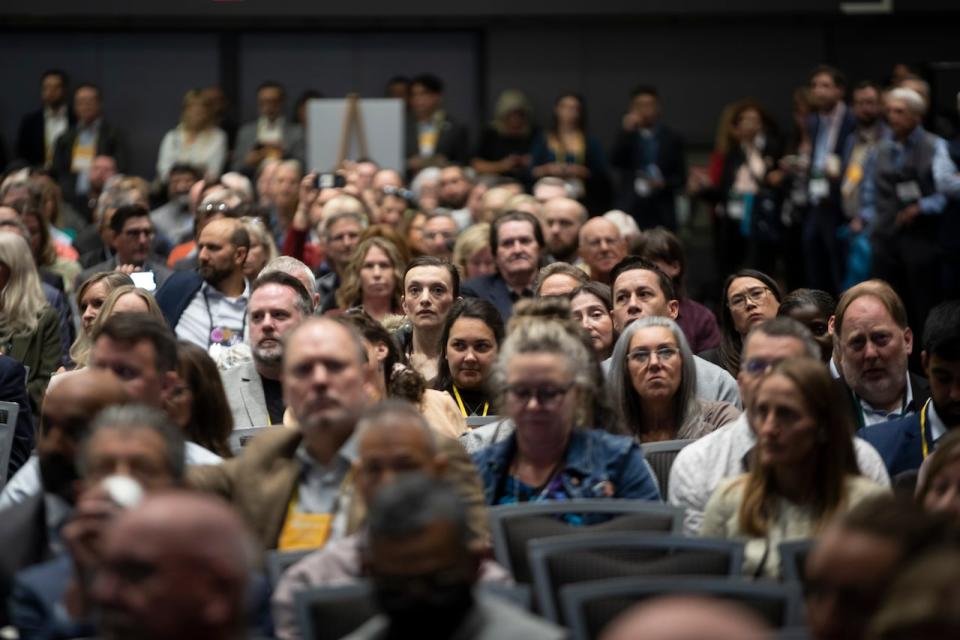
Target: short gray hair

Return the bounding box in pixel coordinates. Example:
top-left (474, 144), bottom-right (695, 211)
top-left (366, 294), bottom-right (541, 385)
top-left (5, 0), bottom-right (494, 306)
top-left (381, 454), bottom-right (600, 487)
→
top-left (607, 316), bottom-right (700, 438)
top-left (743, 317), bottom-right (820, 363)
top-left (261, 255), bottom-right (317, 294)
top-left (889, 87), bottom-right (927, 116)
top-left (366, 474), bottom-right (468, 547)
top-left (78, 404), bottom-right (186, 481)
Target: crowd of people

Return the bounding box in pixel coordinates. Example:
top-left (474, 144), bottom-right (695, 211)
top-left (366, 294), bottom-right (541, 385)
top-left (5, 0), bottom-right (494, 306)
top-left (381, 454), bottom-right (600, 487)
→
top-left (0, 61), bottom-right (957, 639)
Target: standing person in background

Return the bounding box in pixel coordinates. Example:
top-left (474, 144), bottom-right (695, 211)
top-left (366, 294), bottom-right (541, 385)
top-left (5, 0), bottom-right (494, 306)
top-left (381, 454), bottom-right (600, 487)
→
top-left (531, 93), bottom-right (612, 215)
top-left (612, 85), bottom-right (686, 231)
top-left (156, 90), bottom-right (227, 183)
top-left (232, 82), bottom-right (304, 175)
top-left (803, 65), bottom-right (856, 295)
top-left (51, 84), bottom-right (127, 207)
top-left (471, 89), bottom-right (536, 184)
top-left (16, 69), bottom-right (74, 168)
top-left (405, 74), bottom-right (469, 177)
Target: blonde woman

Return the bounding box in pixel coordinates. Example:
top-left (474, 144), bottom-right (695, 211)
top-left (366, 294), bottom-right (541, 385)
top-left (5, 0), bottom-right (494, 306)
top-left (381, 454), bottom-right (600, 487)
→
top-left (334, 237), bottom-right (404, 322)
top-left (156, 89), bottom-right (227, 182)
top-left (451, 223), bottom-right (494, 280)
top-left (241, 216), bottom-right (278, 281)
top-left (69, 271), bottom-right (134, 369)
top-left (0, 233), bottom-right (62, 413)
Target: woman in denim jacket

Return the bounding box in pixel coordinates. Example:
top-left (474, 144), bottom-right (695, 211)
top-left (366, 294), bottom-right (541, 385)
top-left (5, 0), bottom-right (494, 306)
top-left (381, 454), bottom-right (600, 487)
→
top-left (472, 317), bottom-right (661, 516)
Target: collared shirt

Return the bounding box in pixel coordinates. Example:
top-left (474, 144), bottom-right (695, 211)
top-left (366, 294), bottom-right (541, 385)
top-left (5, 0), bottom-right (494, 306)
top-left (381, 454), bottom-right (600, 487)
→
top-left (294, 432), bottom-right (359, 542)
top-left (73, 119), bottom-right (101, 195)
top-left (813, 102), bottom-right (847, 173)
top-left (43, 106), bottom-right (69, 164)
top-left (175, 279), bottom-right (250, 351)
top-left (257, 116), bottom-right (284, 145)
top-left (928, 400), bottom-right (948, 444)
top-left (859, 374), bottom-right (916, 427)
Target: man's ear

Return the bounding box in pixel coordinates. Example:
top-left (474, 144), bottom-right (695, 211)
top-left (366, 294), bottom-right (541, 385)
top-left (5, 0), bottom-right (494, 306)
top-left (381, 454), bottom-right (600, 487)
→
top-left (160, 370), bottom-right (181, 407)
top-left (667, 299), bottom-right (680, 320)
top-left (904, 327), bottom-right (914, 355)
top-left (921, 350), bottom-right (929, 373)
top-left (235, 246), bottom-right (249, 268)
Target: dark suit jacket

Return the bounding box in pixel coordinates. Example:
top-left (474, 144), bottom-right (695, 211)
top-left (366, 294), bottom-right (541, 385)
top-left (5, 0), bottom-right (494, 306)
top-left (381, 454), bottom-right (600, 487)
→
top-left (0, 494), bottom-right (49, 627)
top-left (460, 272), bottom-right (525, 323)
top-left (857, 413), bottom-right (935, 477)
top-left (16, 108), bottom-right (76, 167)
top-left (155, 270), bottom-right (204, 331)
top-left (404, 113), bottom-right (470, 169)
top-left (9, 554), bottom-right (92, 639)
top-left (611, 124), bottom-right (686, 229)
top-left (0, 356), bottom-right (35, 480)
top-left (804, 107), bottom-right (857, 209)
top-left (50, 121), bottom-right (127, 201)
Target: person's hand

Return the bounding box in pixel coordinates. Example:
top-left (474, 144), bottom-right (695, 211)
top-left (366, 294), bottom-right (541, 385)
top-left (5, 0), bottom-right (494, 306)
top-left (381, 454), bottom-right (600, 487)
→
top-left (515, 154), bottom-right (532, 169)
top-left (766, 169), bottom-right (785, 188)
top-left (895, 203), bottom-right (921, 228)
top-left (116, 264), bottom-right (142, 275)
top-left (849, 216), bottom-right (865, 234)
top-left (293, 174), bottom-right (321, 232)
top-left (622, 111), bottom-right (640, 131)
top-left (565, 164), bottom-right (590, 180)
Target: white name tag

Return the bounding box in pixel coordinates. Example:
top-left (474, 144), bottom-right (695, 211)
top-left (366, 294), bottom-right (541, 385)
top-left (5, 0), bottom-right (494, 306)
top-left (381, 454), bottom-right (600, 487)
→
top-left (726, 198), bottom-right (745, 220)
top-left (634, 177), bottom-right (651, 197)
top-left (809, 178), bottom-right (830, 200)
top-left (895, 181), bottom-right (922, 203)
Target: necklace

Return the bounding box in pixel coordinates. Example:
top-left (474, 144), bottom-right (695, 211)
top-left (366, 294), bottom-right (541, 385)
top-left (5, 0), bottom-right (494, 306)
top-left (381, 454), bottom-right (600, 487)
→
top-left (452, 385), bottom-right (489, 417)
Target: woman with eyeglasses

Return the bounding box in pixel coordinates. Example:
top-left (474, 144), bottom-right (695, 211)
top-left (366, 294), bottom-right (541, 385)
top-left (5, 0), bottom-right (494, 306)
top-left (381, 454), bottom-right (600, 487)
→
top-left (472, 318), bottom-right (661, 510)
top-left (702, 269), bottom-right (782, 377)
top-left (433, 298), bottom-right (504, 419)
top-left (608, 316), bottom-right (726, 444)
top-left (777, 288), bottom-right (835, 364)
top-left (701, 358), bottom-right (887, 577)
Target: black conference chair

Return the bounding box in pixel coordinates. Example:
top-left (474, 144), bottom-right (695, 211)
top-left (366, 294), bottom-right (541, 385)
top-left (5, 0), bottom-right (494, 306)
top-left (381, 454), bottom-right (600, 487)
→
top-left (779, 539), bottom-right (814, 585)
top-left (528, 532), bottom-right (745, 622)
top-left (640, 438), bottom-right (693, 497)
top-left (0, 401), bottom-right (19, 490)
top-left (489, 499), bottom-right (681, 583)
top-left (561, 576), bottom-right (804, 640)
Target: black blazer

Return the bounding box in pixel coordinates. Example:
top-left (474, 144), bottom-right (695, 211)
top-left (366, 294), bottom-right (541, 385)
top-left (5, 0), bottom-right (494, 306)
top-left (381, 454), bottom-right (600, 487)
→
top-left (0, 355), bottom-right (35, 479)
top-left (404, 114), bottom-right (469, 168)
top-left (50, 121), bottom-right (127, 200)
top-left (611, 124), bottom-right (686, 229)
top-left (15, 108), bottom-right (76, 167)
top-left (460, 273), bottom-right (523, 323)
top-left (838, 371), bottom-right (931, 430)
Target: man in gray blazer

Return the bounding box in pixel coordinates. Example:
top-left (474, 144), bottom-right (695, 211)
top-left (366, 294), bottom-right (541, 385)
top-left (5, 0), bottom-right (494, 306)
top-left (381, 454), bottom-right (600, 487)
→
top-left (231, 81), bottom-right (305, 174)
top-left (221, 271), bottom-right (313, 428)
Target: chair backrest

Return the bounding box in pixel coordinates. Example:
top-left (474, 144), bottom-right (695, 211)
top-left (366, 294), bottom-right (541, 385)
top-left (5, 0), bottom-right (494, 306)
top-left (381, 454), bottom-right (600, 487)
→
top-left (465, 415), bottom-right (501, 429)
top-left (229, 426), bottom-right (284, 455)
top-left (294, 581), bottom-right (377, 640)
top-left (640, 439), bottom-right (693, 496)
top-left (267, 548), bottom-right (317, 588)
top-left (562, 576), bottom-right (804, 640)
top-left (529, 532), bottom-right (745, 622)
top-left (293, 579), bottom-right (533, 640)
top-left (489, 499), bottom-right (682, 583)
top-left (0, 401), bottom-right (19, 489)
top-left (779, 539), bottom-right (814, 585)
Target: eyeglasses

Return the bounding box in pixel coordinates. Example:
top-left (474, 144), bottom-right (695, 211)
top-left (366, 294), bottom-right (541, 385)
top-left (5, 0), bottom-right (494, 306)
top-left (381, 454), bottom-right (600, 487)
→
top-left (627, 346), bottom-right (679, 367)
top-left (381, 185), bottom-right (416, 202)
top-left (728, 286), bottom-right (771, 310)
top-left (742, 357), bottom-right (781, 377)
top-left (505, 383), bottom-right (575, 408)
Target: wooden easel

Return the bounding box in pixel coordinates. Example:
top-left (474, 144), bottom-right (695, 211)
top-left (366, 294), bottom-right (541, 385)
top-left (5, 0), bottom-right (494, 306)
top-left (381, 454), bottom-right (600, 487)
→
top-left (335, 93), bottom-right (370, 167)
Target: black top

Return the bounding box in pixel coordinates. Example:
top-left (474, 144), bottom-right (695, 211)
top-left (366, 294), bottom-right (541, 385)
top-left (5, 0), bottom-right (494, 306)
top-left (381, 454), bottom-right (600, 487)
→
top-left (262, 376), bottom-right (285, 426)
top-left (446, 384), bottom-right (491, 417)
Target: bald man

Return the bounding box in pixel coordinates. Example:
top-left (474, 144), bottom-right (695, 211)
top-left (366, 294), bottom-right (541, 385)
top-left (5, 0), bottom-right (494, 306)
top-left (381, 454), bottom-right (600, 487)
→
top-left (157, 216), bottom-right (252, 351)
top-left (0, 369), bottom-right (127, 625)
top-left (579, 217), bottom-right (627, 284)
top-left (601, 596), bottom-right (772, 640)
top-left (93, 492), bottom-right (254, 640)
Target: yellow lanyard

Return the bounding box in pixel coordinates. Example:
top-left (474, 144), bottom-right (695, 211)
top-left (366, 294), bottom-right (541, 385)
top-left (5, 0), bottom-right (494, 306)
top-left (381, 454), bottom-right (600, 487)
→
top-left (920, 398), bottom-right (931, 460)
top-left (452, 385), bottom-right (488, 418)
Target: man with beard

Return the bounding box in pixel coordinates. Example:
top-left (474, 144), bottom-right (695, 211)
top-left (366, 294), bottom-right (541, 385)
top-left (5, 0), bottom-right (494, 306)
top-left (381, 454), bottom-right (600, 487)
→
top-left (462, 210), bottom-right (543, 321)
top-left (860, 300), bottom-right (960, 475)
top-left (541, 196), bottom-right (587, 264)
top-left (221, 272), bottom-right (313, 428)
top-left (189, 317), bottom-right (376, 552)
top-left (834, 279), bottom-right (930, 430)
top-left (157, 217), bottom-right (250, 351)
top-left (0, 369), bottom-right (127, 625)
top-left (438, 165), bottom-right (473, 211)
top-left (578, 216), bottom-right (627, 285)
top-left (344, 475), bottom-right (565, 640)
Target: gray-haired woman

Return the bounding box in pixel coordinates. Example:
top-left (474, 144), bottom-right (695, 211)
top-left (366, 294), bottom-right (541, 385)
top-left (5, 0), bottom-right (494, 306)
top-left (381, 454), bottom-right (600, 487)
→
top-left (608, 316), bottom-right (736, 443)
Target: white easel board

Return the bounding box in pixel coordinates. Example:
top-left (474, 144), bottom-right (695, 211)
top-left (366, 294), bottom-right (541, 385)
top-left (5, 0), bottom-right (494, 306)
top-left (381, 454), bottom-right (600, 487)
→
top-left (306, 97), bottom-right (405, 173)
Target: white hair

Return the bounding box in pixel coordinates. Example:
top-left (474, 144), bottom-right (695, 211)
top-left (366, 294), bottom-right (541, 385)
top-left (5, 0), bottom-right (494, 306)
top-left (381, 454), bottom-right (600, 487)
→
top-left (889, 87), bottom-right (927, 116)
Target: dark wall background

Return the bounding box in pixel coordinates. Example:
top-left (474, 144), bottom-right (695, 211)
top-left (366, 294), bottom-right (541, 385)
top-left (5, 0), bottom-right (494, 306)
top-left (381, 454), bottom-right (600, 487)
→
top-left (2, 6), bottom-right (959, 179)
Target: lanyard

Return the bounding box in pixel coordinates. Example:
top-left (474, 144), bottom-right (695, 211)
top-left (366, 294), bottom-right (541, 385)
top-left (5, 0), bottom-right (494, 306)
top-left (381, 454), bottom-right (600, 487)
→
top-left (202, 287), bottom-right (246, 347)
top-left (452, 385), bottom-right (488, 417)
top-left (920, 398), bottom-right (932, 460)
